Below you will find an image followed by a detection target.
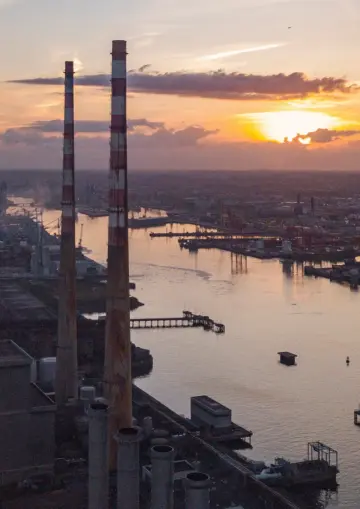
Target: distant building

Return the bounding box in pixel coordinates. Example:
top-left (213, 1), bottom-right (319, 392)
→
top-left (0, 181), bottom-right (7, 215)
top-left (0, 340), bottom-right (56, 486)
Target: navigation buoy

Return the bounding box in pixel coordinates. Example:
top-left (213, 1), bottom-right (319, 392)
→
top-left (346, 356), bottom-right (350, 365)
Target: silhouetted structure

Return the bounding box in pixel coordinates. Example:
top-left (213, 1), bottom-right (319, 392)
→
top-left (103, 40), bottom-right (132, 470)
top-left (0, 340), bottom-right (55, 486)
top-left (55, 61), bottom-right (78, 404)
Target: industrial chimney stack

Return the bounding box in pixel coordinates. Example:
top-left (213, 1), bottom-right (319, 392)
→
top-left (55, 61), bottom-right (78, 405)
top-left (104, 40), bottom-right (132, 469)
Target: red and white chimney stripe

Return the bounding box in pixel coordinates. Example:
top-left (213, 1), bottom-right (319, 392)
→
top-left (56, 60), bottom-right (77, 405)
top-left (62, 61), bottom-right (75, 233)
top-left (109, 40), bottom-right (127, 246)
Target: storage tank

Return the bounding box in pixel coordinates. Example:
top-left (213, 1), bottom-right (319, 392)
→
top-left (151, 438), bottom-right (169, 447)
top-left (80, 385), bottom-right (96, 403)
top-left (143, 416), bottom-right (153, 437)
top-left (38, 357), bottom-right (56, 386)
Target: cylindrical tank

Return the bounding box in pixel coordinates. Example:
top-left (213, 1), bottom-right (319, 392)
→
top-left (80, 386), bottom-right (96, 411)
top-left (153, 429), bottom-right (169, 438)
top-left (80, 385), bottom-right (96, 402)
top-left (192, 460), bottom-right (201, 472)
top-left (151, 444), bottom-right (174, 509)
top-left (38, 357), bottom-right (56, 386)
top-left (151, 438), bottom-right (169, 447)
top-left (143, 416), bottom-right (153, 437)
top-left (116, 427), bottom-right (141, 509)
top-left (184, 472), bottom-right (210, 509)
top-left (94, 396), bottom-right (107, 405)
top-left (88, 402), bottom-right (109, 509)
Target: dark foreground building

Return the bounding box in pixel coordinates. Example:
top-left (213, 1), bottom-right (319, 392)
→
top-left (0, 340), bottom-right (55, 486)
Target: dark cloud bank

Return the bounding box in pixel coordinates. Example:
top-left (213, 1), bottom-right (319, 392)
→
top-left (288, 128), bottom-right (360, 144)
top-left (8, 70), bottom-right (357, 101)
top-left (0, 118), bottom-right (218, 148)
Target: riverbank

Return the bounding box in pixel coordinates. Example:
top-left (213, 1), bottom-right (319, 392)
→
top-left (16, 277), bottom-right (144, 314)
top-left (180, 238), bottom-right (360, 263)
top-left (6, 208), bottom-right (359, 507)
top-left (304, 261), bottom-right (360, 290)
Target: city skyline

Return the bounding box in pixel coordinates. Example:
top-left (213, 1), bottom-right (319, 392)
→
top-left (1, 0), bottom-right (360, 170)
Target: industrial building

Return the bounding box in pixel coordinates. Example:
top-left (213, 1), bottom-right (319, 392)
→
top-left (0, 181), bottom-right (7, 216)
top-left (191, 395), bottom-right (232, 430)
top-left (0, 340), bottom-right (56, 486)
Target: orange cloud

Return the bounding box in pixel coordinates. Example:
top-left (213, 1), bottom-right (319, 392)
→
top-left (2, 123), bottom-right (360, 171)
top-left (289, 128), bottom-right (360, 144)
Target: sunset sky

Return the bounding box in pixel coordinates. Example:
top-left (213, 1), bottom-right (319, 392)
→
top-left (1, 0), bottom-right (360, 170)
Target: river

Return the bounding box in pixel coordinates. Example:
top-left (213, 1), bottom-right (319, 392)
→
top-left (14, 203), bottom-right (360, 508)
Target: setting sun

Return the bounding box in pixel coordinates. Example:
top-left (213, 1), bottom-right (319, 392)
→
top-left (242, 110), bottom-right (341, 143)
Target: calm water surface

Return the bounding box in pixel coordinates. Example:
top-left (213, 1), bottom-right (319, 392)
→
top-left (40, 210), bottom-right (360, 508)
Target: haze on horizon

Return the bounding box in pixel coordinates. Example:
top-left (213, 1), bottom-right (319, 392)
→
top-left (1, 0), bottom-right (360, 171)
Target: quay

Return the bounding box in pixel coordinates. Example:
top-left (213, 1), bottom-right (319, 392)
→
top-left (132, 385), bottom-right (302, 509)
top-left (353, 408), bottom-right (360, 425)
top-left (305, 262), bottom-right (360, 289)
top-left (181, 237), bottom-right (360, 262)
top-left (150, 230), bottom-right (278, 239)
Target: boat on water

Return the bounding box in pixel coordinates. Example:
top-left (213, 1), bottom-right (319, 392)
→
top-left (129, 216), bottom-right (168, 228)
top-left (253, 456), bottom-right (338, 488)
top-left (239, 442), bottom-right (338, 488)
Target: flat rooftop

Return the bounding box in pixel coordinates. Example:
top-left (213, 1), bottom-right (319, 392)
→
top-left (191, 395), bottom-right (231, 416)
top-left (0, 339), bottom-right (33, 367)
top-left (0, 281), bottom-right (55, 322)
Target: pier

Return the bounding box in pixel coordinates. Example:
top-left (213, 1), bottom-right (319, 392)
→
top-left (130, 311), bottom-right (225, 333)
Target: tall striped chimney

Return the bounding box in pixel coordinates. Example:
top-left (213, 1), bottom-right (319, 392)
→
top-left (104, 40), bottom-right (132, 470)
top-left (55, 60), bottom-right (78, 405)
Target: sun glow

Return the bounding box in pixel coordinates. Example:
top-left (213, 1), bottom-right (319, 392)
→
top-left (243, 110), bottom-right (341, 142)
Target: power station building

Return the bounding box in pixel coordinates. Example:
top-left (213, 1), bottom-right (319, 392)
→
top-left (0, 340), bottom-right (56, 486)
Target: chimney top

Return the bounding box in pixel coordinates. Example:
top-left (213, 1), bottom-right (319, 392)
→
top-left (112, 40), bottom-right (127, 57)
top-left (64, 61), bottom-right (74, 74)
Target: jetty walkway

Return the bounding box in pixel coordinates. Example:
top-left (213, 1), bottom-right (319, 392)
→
top-left (130, 311), bottom-right (225, 333)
